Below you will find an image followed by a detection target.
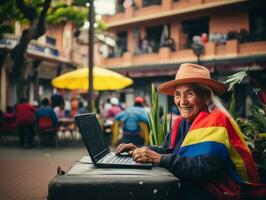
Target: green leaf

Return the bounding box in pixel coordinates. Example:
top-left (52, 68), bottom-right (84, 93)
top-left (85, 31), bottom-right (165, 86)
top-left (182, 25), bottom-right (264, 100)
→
top-left (148, 84), bottom-right (169, 146)
top-left (224, 70), bottom-right (247, 91)
top-left (229, 91), bottom-right (236, 118)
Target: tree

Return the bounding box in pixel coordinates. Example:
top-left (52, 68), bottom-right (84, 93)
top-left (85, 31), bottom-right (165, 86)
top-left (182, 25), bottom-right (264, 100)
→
top-left (0, 0), bottom-right (94, 101)
top-left (10, 0), bottom-right (52, 100)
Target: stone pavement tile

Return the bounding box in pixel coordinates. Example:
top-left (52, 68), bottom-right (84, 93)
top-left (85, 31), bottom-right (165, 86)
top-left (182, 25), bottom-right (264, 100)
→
top-left (0, 146), bottom-right (87, 200)
top-left (0, 159), bottom-right (74, 200)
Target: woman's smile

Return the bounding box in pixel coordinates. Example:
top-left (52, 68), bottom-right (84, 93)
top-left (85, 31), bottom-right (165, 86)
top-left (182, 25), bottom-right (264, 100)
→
top-left (174, 84), bottom-right (206, 122)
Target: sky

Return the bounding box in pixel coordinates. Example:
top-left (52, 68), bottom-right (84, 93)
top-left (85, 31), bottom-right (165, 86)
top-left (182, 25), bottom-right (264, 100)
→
top-left (94, 0), bottom-right (115, 15)
top-left (82, 0), bottom-right (115, 29)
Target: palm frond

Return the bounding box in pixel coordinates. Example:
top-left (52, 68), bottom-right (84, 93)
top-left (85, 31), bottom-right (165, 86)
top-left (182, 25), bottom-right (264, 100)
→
top-left (224, 70), bottom-right (248, 91)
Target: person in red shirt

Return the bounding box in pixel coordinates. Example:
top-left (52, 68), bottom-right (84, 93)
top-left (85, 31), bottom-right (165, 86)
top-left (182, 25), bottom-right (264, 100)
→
top-left (16, 97), bottom-right (36, 148)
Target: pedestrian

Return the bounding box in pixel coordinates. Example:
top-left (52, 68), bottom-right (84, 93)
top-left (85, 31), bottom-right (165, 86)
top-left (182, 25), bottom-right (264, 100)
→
top-left (15, 97), bottom-right (36, 148)
top-left (115, 96), bottom-right (149, 146)
top-left (103, 97), bottom-right (122, 144)
top-left (104, 97), bottom-right (122, 119)
top-left (78, 101), bottom-right (87, 114)
top-left (117, 63), bottom-right (263, 199)
top-left (51, 89), bottom-right (64, 109)
top-left (54, 102), bottom-right (65, 119)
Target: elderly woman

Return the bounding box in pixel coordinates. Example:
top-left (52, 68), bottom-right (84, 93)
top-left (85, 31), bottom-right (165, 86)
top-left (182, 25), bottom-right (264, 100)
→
top-left (117, 63), bottom-right (261, 200)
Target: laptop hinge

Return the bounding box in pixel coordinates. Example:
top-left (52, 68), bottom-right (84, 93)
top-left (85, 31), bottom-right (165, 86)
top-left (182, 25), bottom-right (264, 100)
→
top-left (94, 148), bottom-right (110, 162)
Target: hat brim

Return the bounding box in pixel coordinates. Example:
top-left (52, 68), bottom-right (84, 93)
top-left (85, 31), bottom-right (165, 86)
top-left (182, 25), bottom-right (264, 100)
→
top-left (158, 78), bottom-right (227, 96)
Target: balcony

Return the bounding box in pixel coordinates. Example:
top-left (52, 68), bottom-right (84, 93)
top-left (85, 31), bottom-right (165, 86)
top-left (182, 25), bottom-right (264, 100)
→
top-left (103, 0), bottom-right (246, 28)
top-left (0, 34), bottom-right (60, 58)
top-left (100, 40), bottom-right (266, 71)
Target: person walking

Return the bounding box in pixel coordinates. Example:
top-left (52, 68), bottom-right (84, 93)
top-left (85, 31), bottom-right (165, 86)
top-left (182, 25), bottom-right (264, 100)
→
top-left (115, 96), bottom-right (149, 146)
top-left (103, 97), bottom-right (122, 145)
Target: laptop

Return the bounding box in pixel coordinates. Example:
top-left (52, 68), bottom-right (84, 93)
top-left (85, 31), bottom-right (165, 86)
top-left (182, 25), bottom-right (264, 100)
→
top-left (74, 113), bottom-right (152, 169)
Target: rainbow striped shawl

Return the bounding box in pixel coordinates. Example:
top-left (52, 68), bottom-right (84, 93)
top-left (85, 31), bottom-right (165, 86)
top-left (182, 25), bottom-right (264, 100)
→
top-left (170, 108), bottom-right (259, 184)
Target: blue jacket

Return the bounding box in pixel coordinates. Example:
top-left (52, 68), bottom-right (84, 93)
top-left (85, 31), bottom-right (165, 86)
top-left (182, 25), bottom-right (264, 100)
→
top-left (115, 106), bottom-right (149, 132)
top-left (36, 106), bottom-right (58, 128)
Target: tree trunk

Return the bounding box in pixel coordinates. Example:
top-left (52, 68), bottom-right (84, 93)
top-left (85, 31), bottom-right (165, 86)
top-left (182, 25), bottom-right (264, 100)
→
top-left (11, 20), bottom-right (38, 101)
top-left (10, 0), bottom-right (51, 102)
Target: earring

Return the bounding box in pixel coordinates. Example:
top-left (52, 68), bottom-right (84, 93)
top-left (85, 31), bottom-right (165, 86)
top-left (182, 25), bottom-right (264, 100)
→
top-left (207, 103), bottom-right (215, 112)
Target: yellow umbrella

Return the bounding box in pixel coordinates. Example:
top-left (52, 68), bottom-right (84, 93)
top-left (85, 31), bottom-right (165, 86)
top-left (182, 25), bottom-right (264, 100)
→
top-left (51, 67), bottom-right (133, 90)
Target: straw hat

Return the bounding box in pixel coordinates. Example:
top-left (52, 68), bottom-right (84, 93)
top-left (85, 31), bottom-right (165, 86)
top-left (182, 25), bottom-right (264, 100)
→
top-left (158, 63), bottom-right (227, 96)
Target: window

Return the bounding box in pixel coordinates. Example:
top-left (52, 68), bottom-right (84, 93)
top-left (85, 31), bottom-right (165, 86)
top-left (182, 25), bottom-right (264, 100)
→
top-left (143, 0), bottom-right (161, 7)
top-left (117, 0), bottom-right (125, 13)
top-left (146, 24), bottom-right (164, 53)
top-left (182, 17), bottom-right (209, 48)
top-left (46, 36), bottom-right (56, 46)
top-left (249, 6), bottom-right (266, 41)
top-left (116, 31), bottom-right (127, 56)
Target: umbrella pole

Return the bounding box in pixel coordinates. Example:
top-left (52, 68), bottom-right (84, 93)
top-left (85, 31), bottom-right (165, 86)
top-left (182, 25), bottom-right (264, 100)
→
top-left (88, 0), bottom-right (94, 112)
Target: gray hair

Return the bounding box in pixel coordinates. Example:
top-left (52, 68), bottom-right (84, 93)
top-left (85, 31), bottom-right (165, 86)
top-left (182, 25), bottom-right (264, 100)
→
top-left (190, 83), bottom-right (232, 118)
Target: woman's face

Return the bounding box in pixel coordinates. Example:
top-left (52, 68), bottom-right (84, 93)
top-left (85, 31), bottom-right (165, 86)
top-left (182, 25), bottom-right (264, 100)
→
top-left (174, 84), bottom-right (206, 122)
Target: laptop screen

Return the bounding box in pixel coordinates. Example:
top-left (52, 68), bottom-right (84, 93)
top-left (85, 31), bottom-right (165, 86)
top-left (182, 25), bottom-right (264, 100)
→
top-left (75, 113), bottom-right (109, 161)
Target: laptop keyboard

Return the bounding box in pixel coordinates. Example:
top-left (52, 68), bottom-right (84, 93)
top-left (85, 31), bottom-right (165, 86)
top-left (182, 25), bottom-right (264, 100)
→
top-left (99, 153), bottom-right (135, 165)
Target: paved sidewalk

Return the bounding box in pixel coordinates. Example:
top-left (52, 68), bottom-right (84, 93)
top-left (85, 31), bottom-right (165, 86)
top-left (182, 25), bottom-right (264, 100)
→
top-left (0, 142), bottom-right (87, 200)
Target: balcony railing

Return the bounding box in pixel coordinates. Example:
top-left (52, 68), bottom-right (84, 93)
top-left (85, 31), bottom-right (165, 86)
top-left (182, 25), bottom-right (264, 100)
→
top-left (142, 0), bottom-right (162, 7)
top-left (104, 0), bottom-right (244, 27)
top-left (101, 40), bottom-right (266, 68)
top-left (0, 36), bottom-right (60, 57)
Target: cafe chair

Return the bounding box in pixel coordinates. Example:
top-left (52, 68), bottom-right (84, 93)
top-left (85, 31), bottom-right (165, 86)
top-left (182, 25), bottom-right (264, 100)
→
top-left (36, 116), bottom-right (58, 147)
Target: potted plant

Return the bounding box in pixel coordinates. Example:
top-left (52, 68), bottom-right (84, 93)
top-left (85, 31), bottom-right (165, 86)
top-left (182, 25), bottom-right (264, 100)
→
top-left (225, 69), bottom-right (266, 182)
top-left (148, 84), bottom-right (171, 146)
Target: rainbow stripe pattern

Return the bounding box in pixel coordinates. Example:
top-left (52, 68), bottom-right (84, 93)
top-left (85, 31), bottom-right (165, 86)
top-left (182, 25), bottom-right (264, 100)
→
top-left (170, 108), bottom-right (259, 184)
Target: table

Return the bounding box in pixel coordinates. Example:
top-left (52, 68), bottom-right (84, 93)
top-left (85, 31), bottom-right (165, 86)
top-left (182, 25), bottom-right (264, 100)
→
top-left (48, 156), bottom-right (180, 200)
top-left (57, 118), bottom-right (78, 140)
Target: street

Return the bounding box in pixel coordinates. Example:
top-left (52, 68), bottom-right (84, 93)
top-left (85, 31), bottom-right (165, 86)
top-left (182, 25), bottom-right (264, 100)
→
top-left (0, 140), bottom-right (87, 200)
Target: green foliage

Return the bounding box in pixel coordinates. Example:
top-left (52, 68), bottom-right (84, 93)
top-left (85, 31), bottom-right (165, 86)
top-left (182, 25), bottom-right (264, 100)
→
top-left (95, 20), bottom-right (107, 33)
top-left (236, 105), bottom-right (266, 166)
top-left (72, 0), bottom-right (87, 7)
top-left (225, 70), bottom-right (266, 166)
top-left (46, 1), bottom-right (87, 27)
top-left (0, 0), bottom-right (17, 37)
top-left (0, 0), bottom-right (50, 26)
top-left (148, 84), bottom-right (169, 146)
top-left (229, 90), bottom-right (236, 118)
top-left (224, 70), bottom-right (248, 91)
top-left (0, 0), bottom-right (106, 37)
top-left (250, 104), bottom-right (266, 131)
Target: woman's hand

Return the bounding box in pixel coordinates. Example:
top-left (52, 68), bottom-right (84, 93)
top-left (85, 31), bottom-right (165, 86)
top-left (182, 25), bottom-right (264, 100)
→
top-left (132, 147), bottom-right (161, 164)
top-left (116, 143), bottom-right (137, 154)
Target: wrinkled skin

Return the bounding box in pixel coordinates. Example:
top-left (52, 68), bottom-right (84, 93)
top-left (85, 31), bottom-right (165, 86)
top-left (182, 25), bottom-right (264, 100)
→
top-left (116, 143), bottom-right (161, 164)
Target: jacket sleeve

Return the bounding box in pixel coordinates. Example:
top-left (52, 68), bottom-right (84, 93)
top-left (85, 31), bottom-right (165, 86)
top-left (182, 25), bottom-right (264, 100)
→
top-left (159, 153), bottom-right (224, 181)
top-left (115, 111), bottom-right (125, 121)
top-left (147, 132), bottom-right (172, 154)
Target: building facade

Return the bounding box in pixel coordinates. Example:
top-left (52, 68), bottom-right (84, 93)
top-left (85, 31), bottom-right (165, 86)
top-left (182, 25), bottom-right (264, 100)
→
top-left (100, 0), bottom-right (266, 116)
top-left (0, 20), bottom-right (79, 111)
